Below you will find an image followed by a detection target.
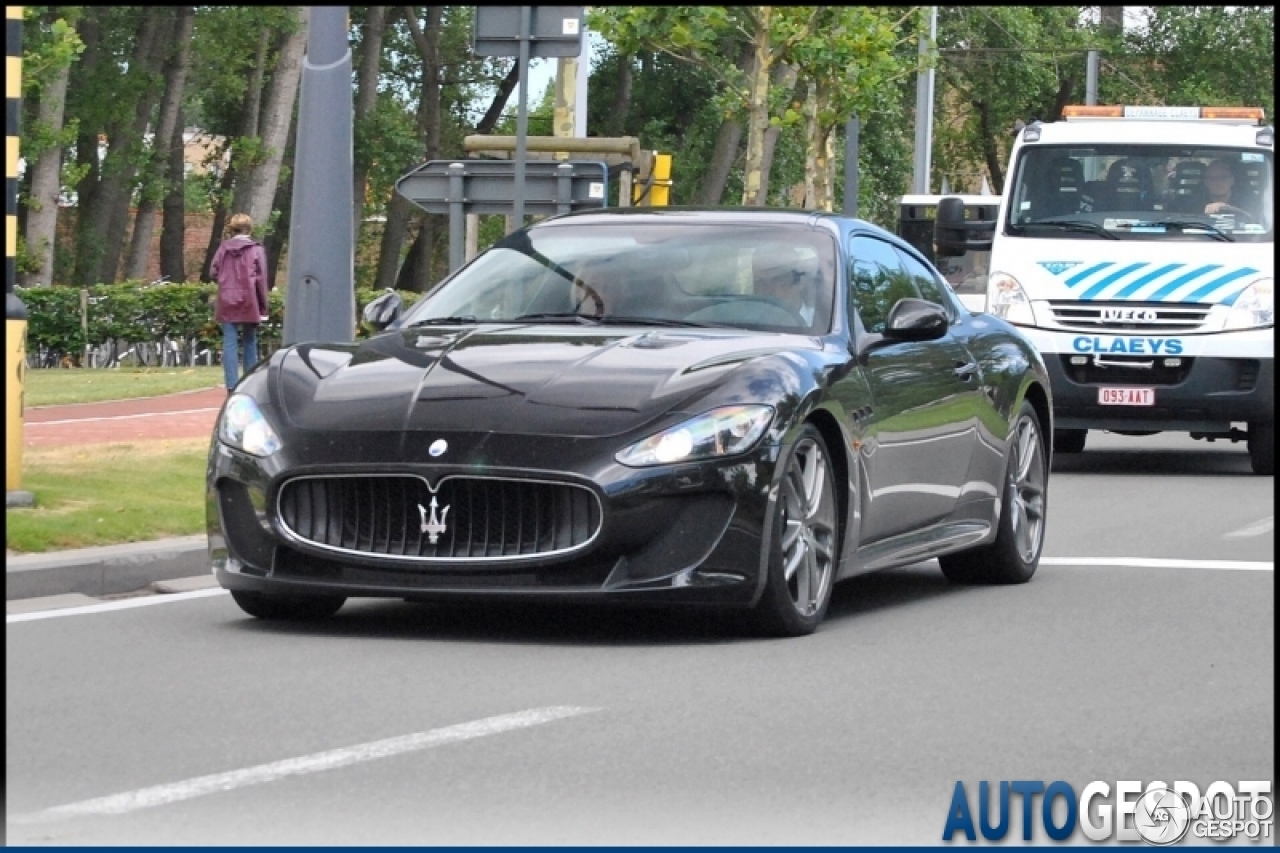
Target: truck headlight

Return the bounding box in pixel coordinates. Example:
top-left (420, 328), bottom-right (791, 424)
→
top-left (988, 272), bottom-right (1037, 326)
top-left (616, 405), bottom-right (774, 467)
top-left (218, 394), bottom-right (283, 457)
top-left (1224, 277), bottom-right (1274, 330)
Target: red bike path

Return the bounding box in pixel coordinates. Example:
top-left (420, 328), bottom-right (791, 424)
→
top-left (21, 386), bottom-right (228, 448)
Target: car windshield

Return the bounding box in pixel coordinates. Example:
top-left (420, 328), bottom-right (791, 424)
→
top-left (398, 222), bottom-right (839, 333)
top-left (1005, 144), bottom-right (1274, 242)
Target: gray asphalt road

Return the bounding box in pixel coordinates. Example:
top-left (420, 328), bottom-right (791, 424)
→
top-left (6, 432), bottom-right (1273, 846)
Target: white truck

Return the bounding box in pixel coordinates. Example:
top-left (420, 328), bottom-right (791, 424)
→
top-left (936, 105), bottom-right (1274, 474)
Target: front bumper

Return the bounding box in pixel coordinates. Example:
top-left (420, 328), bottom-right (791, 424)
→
top-left (1021, 328), bottom-right (1274, 433)
top-left (207, 433), bottom-right (779, 608)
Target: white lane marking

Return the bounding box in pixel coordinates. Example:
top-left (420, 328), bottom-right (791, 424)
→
top-left (7, 589), bottom-right (228, 623)
top-left (1225, 516), bottom-right (1274, 539)
top-left (7, 706), bottom-right (600, 824)
top-left (1042, 557), bottom-right (1272, 571)
top-left (27, 407), bottom-right (219, 426)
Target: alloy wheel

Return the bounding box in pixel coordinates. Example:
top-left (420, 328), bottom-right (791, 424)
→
top-left (1009, 414), bottom-right (1047, 563)
top-left (778, 437), bottom-right (837, 616)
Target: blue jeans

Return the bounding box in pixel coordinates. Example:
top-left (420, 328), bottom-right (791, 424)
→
top-left (221, 322), bottom-right (260, 391)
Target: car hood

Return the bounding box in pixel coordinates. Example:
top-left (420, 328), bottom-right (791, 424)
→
top-left (275, 325), bottom-right (809, 438)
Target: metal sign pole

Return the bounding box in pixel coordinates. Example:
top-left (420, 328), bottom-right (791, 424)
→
top-left (512, 6), bottom-right (532, 231)
top-left (448, 163), bottom-right (466, 272)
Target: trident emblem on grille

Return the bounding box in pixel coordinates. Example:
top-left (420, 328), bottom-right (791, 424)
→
top-left (418, 496), bottom-right (450, 544)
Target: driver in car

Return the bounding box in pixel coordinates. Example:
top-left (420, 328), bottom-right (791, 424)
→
top-left (1202, 159), bottom-right (1259, 220)
top-left (753, 249), bottom-right (818, 326)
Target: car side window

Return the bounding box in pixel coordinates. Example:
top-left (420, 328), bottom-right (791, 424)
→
top-left (893, 247), bottom-right (958, 319)
top-left (848, 235), bottom-right (918, 334)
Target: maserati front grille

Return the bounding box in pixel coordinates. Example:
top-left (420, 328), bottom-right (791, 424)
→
top-left (276, 474), bottom-right (602, 562)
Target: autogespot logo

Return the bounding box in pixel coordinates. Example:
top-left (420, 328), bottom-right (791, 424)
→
top-left (1134, 786), bottom-right (1191, 845)
top-left (942, 780), bottom-right (1273, 844)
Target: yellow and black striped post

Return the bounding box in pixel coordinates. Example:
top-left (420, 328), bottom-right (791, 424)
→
top-left (7, 5), bottom-right (34, 507)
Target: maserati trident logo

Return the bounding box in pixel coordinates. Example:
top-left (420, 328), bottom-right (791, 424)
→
top-left (418, 496), bottom-right (450, 544)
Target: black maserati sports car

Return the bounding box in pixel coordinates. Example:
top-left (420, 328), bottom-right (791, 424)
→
top-left (207, 208), bottom-right (1052, 637)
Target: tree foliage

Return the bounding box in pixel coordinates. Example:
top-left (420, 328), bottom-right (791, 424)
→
top-left (14, 5), bottom-right (1275, 294)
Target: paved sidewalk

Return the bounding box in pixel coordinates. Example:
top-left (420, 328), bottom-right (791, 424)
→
top-left (7, 387), bottom-right (226, 601)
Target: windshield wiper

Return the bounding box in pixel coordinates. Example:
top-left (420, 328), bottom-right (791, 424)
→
top-left (512, 312), bottom-right (603, 324)
top-left (1018, 219), bottom-right (1119, 240)
top-left (404, 315), bottom-right (478, 327)
top-left (1114, 219), bottom-right (1234, 242)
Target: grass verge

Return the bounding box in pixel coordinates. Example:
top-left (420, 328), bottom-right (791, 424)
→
top-left (6, 439), bottom-right (209, 553)
top-left (24, 366), bottom-right (224, 407)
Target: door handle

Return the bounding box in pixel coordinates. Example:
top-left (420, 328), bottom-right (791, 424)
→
top-left (954, 361), bottom-right (978, 380)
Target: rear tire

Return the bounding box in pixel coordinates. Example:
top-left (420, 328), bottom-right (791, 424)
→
top-left (1248, 421), bottom-right (1274, 475)
top-left (940, 400), bottom-right (1047, 585)
top-left (750, 425), bottom-right (840, 638)
top-left (1053, 428), bottom-right (1086, 454)
top-left (230, 590), bottom-right (346, 620)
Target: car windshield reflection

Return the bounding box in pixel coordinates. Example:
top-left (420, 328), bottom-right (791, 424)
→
top-left (400, 222), bottom-right (839, 334)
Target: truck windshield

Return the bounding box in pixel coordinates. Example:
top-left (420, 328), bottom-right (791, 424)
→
top-left (1005, 145), bottom-right (1273, 242)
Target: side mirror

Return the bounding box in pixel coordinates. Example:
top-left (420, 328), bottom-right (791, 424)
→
top-left (883, 297), bottom-right (948, 342)
top-left (934, 196), bottom-right (994, 257)
top-left (361, 288), bottom-right (404, 333)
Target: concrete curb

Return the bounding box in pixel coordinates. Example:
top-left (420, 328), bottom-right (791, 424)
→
top-left (6, 535), bottom-right (210, 600)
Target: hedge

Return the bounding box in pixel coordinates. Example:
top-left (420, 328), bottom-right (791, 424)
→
top-left (16, 282), bottom-right (422, 364)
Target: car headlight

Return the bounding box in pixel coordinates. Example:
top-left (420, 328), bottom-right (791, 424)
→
top-left (616, 405), bottom-right (774, 467)
top-left (218, 394), bottom-right (283, 456)
top-left (1224, 277), bottom-right (1273, 330)
top-left (988, 272), bottom-right (1037, 326)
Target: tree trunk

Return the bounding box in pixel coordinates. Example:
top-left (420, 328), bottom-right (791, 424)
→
top-left (159, 112), bottom-right (187, 281)
top-left (741, 12), bottom-right (775, 206)
top-left (474, 62), bottom-right (520, 135)
top-left (352, 6), bottom-right (391, 238)
top-left (69, 12), bottom-right (105, 287)
top-left (694, 119), bottom-right (742, 205)
top-left (83, 12), bottom-right (166, 284)
top-left (201, 163), bottom-right (236, 281)
top-left (753, 62), bottom-right (796, 207)
top-left (605, 54), bottom-right (633, 136)
top-left (243, 28), bottom-right (270, 140)
top-left (397, 7), bottom-right (444, 293)
top-left (263, 116), bottom-right (299, 290)
top-left (977, 102), bottom-right (1004, 194)
top-left (124, 6), bottom-right (195, 281)
top-left (22, 36), bottom-right (74, 286)
top-left (234, 6), bottom-right (308, 228)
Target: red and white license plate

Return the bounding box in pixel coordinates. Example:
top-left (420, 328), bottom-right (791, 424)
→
top-left (1098, 387), bottom-right (1155, 406)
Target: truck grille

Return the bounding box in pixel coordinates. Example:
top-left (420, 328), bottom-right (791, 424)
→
top-left (276, 474), bottom-right (602, 562)
top-left (1046, 301), bottom-right (1212, 332)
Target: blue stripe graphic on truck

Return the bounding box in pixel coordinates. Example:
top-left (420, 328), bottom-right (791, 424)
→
top-left (1040, 261), bottom-right (1260, 303)
top-left (1079, 263), bottom-right (1148, 299)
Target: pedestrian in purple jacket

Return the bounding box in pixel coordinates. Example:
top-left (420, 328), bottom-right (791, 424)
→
top-left (211, 213), bottom-right (270, 392)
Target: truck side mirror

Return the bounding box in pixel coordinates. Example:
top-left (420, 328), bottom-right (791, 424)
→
top-left (934, 196), bottom-right (995, 257)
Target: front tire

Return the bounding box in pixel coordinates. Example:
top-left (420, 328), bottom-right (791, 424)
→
top-left (230, 590), bottom-right (346, 620)
top-left (1248, 421), bottom-right (1274, 475)
top-left (940, 400), bottom-right (1047, 585)
top-left (750, 425), bottom-right (839, 638)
